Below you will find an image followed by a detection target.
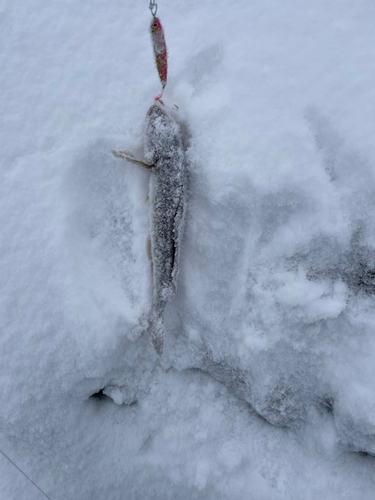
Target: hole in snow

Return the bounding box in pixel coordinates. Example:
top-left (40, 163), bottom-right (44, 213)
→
top-left (89, 388), bottom-right (138, 406)
top-left (356, 450), bottom-right (375, 458)
top-left (89, 389), bottom-right (110, 401)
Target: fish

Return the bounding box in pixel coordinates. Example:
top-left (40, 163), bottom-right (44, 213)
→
top-left (111, 103), bottom-right (187, 356)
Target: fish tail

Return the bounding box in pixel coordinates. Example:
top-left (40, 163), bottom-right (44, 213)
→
top-left (147, 311), bottom-right (164, 357)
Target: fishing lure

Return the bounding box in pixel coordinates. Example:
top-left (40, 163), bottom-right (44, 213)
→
top-left (150, 15), bottom-right (168, 100)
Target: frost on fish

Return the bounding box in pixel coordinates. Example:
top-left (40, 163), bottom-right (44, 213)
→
top-left (144, 104), bottom-right (187, 356)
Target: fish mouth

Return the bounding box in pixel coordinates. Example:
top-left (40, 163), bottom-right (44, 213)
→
top-left (147, 102), bottom-right (166, 119)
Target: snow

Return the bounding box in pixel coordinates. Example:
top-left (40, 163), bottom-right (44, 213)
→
top-left (1, 0), bottom-right (375, 498)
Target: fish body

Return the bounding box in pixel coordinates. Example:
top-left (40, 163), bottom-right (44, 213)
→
top-left (111, 103), bottom-right (186, 355)
top-left (144, 104), bottom-right (186, 355)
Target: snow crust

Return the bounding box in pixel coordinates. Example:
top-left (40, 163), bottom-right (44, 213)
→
top-left (1, 0), bottom-right (375, 498)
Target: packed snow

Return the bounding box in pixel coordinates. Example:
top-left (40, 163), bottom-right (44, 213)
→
top-left (1, 0), bottom-right (375, 498)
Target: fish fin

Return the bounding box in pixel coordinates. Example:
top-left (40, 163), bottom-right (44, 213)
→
top-left (111, 150), bottom-right (154, 170)
top-left (148, 313), bottom-right (164, 356)
top-left (111, 149), bottom-right (126, 159)
top-left (118, 150), bottom-right (135, 158)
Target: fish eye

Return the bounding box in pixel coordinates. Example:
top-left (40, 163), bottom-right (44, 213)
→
top-left (153, 23), bottom-right (158, 28)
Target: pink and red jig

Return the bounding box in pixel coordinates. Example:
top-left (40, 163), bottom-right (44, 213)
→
top-left (149, 7), bottom-right (168, 101)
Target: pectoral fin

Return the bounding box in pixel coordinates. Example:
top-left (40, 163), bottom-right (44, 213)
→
top-left (111, 150), bottom-right (154, 170)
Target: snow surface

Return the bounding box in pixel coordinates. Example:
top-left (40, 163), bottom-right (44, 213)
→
top-left (1, 0), bottom-right (375, 498)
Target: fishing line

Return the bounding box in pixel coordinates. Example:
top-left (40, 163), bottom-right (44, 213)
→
top-left (0, 447), bottom-right (53, 500)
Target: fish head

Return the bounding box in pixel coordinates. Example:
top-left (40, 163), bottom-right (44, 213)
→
top-left (144, 103), bottom-right (180, 164)
top-left (144, 103), bottom-right (167, 163)
top-left (146, 103), bottom-right (166, 121)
